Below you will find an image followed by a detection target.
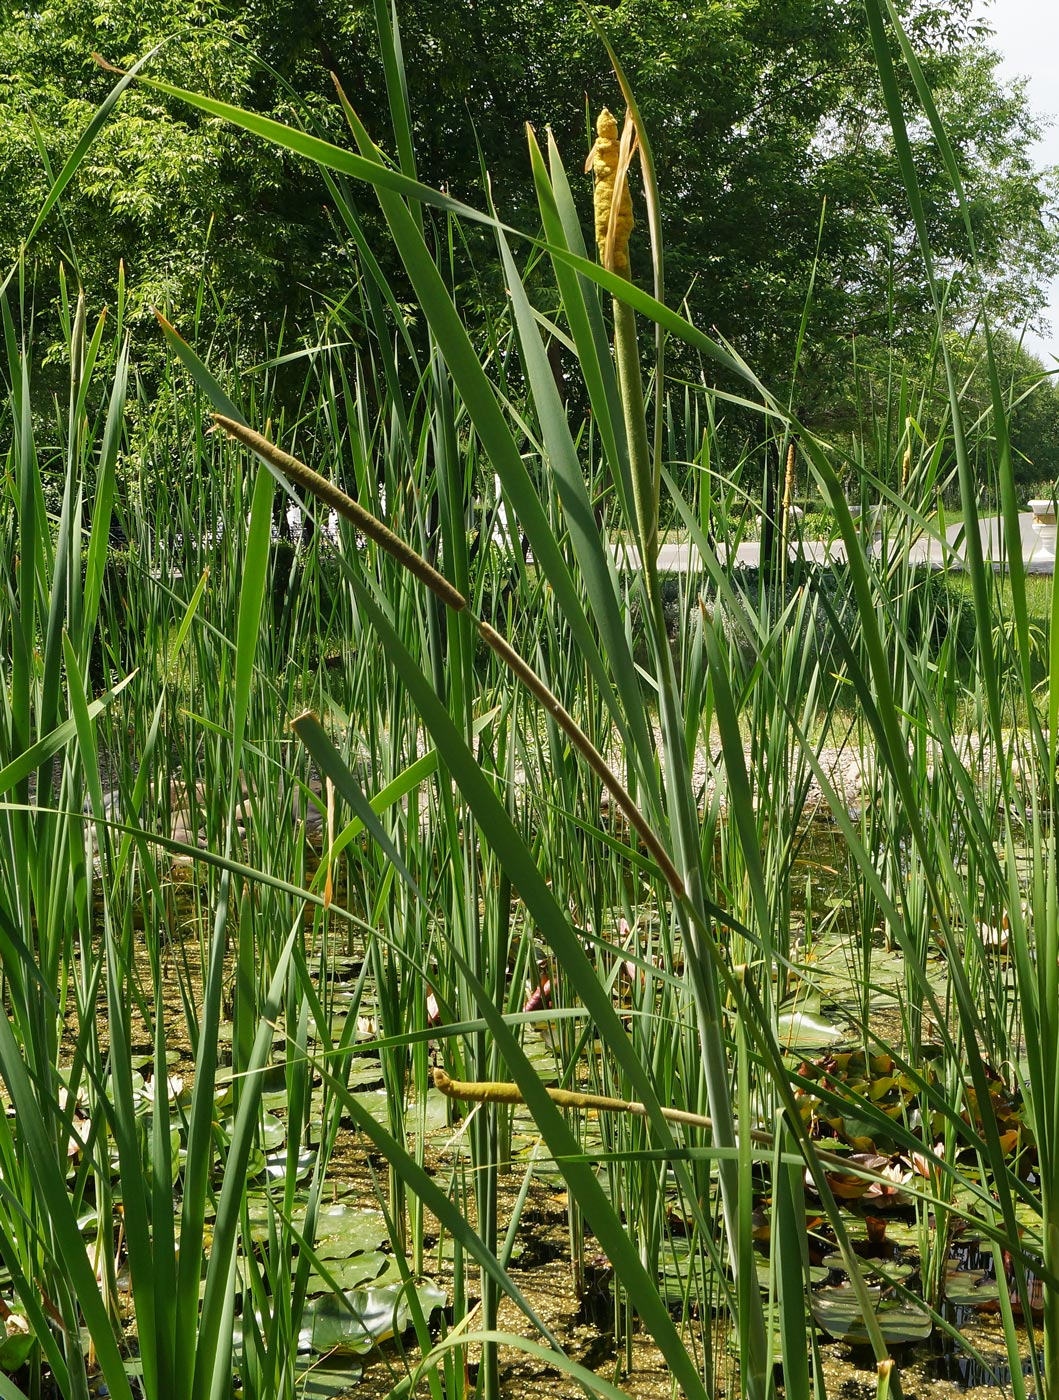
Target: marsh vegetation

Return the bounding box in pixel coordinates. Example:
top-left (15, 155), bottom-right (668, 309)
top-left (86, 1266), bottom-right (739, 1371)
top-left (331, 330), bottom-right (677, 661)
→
top-left (1, 4), bottom-right (1058, 1400)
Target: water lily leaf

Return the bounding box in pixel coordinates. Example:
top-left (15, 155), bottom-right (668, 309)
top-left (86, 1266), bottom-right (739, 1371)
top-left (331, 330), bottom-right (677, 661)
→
top-left (245, 1210), bottom-right (274, 1245)
top-left (864, 1217), bottom-right (920, 1250)
top-left (314, 1206), bottom-right (390, 1261)
top-left (257, 1112), bottom-right (287, 1150)
top-left (298, 1357), bottom-right (363, 1397)
top-left (819, 1253), bottom-right (915, 1283)
top-left (1014, 1198), bottom-right (1044, 1232)
top-left (345, 1060), bottom-right (385, 1089)
top-left (130, 1050), bottom-right (182, 1072)
top-left (410, 1088), bottom-right (453, 1134)
top-left (312, 1013), bottom-right (348, 1044)
top-left (213, 1074), bottom-right (235, 1112)
top-left (121, 1068), bottom-right (147, 1095)
top-left (243, 1145), bottom-right (267, 1180)
top-left (259, 1061), bottom-right (289, 1094)
top-left (303, 1279), bottom-right (446, 1354)
top-left (943, 1267), bottom-right (1001, 1307)
top-left (77, 1210), bottom-right (100, 1237)
top-left (755, 1259), bottom-right (829, 1290)
top-left (836, 1113), bottom-right (883, 1146)
top-left (348, 1089), bottom-right (393, 1126)
top-left (308, 1252), bottom-right (390, 1292)
top-left (867, 1076), bottom-right (899, 1101)
top-left (0, 1326), bottom-right (36, 1372)
top-left (257, 1147), bottom-right (315, 1182)
top-left (523, 1033), bottom-right (561, 1074)
top-left (776, 1010), bottom-right (843, 1049)
top-left (323, 955), bottom-right (363, 981)
top-left (215, 1108), bottom-right (285, 1155)
top-left (811, 1283), bottom-right (932, 1343)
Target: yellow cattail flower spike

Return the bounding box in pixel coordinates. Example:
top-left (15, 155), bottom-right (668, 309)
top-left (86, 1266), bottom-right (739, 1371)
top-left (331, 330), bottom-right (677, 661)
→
top-left (587, 107), bottom-right (634, 277)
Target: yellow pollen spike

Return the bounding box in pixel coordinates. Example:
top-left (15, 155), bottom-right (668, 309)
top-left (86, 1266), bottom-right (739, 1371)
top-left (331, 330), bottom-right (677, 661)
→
top-left (587, 107), bottom-right (634, 276)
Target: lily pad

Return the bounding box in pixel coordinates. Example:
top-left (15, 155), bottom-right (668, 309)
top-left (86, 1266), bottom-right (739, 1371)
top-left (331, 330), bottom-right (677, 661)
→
top-left (314, 1206), bottom-right (390, 1261)
top-left (302, 1279), bottom-right (446, 1354)
top-left (659, 1245), bottom-right (828, 1302)
top-left (348, 1089), bottom-right (393, 1127)
top-left (346, 1060), bottom-right (385, 1089)
top-left (811, 1283), bottom-right (932, 1344)
top-left (255, 1147), bottom-right (316, 1183)
top-left (257, 1112), bottom-right (287, 1151)
top-left (776, 1009), bottom-right (844, 1050)
top-left (943, 1267), bottom-right (1001, 1307)
top-left (77, 1210), bottom-right (100, 1237)
top-left (130, 1049), bottom-right (183, 1072)
top-left (408, 1088), bottom-right (453, 1134)
top-left (298, 1357), bottom-right (363, 1397)
top-left (755, 1259), bottom-right (829, 1291)
top-left (219, 1112), bottom-right (287, 1152)
top-left (307, 1252), bottom-right (391, 1292)
top-left (0, 1326), bottom-right (36, 1373)
top-left (819, 1253), bottom-right (915, 1283)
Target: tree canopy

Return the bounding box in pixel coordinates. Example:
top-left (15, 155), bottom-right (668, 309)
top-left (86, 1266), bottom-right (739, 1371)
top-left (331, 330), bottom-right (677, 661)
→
top-left (2, 0), bottom-right (1057, 433)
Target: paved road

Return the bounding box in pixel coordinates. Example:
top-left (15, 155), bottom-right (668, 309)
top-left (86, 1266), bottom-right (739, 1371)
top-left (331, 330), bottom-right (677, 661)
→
top-left (617, 512), bottom-right (1057, 575)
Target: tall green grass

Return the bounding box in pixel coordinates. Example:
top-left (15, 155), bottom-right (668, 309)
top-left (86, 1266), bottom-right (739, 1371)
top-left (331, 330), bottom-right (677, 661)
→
top-left (0, 2), bottom-right (1057, 1399)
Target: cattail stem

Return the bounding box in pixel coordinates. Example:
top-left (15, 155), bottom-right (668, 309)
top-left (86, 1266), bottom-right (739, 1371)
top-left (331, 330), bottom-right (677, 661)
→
top-left (614, 301), bottom-right (657, 574)
top-left (435, 1066), bottom-right (718, 1130)
top-left (212, 412), bottom-right (683, 897)
top-left (212, 414), bottom-right (467, 611)
top-left (433, 1069), bottom-right (915, 1178)
top-left (779, 436), bottom-right (797, 593)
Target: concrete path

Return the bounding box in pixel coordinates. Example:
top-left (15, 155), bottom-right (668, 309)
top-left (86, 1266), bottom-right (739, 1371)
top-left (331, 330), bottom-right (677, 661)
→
top-left (617, 512), bottom-right (1057, 574)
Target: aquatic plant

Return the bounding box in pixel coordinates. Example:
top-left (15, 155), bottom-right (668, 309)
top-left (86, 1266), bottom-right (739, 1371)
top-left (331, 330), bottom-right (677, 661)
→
top-left (0, 2), bottom-right (1056, 1399)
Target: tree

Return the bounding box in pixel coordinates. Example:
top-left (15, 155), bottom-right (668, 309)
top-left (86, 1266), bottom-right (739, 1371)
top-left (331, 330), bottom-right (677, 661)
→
top-left (292, 0), bottom-right (1058, 406)
top-left (1, 0), bottom-right (1056, 421)
top-left (0, 0), bottom-right (343, 358)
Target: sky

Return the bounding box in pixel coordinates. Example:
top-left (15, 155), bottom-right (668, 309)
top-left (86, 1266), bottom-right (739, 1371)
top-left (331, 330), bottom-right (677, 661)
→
top-left (975, 0), bottom-right (1059, 361)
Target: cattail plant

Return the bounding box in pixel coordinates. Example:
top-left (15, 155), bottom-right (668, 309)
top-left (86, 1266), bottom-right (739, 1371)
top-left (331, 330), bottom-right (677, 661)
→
top-left (9, 6), bottom-right (1057, 1399)
top-left (587, 107), bottom-right (656, 576)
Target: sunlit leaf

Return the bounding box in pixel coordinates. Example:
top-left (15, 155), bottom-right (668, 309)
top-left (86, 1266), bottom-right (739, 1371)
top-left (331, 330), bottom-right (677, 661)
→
top-left (302, 1279), bottom-right (447, 1354)
top-left (810, 1283), bottom-right (932, 1343)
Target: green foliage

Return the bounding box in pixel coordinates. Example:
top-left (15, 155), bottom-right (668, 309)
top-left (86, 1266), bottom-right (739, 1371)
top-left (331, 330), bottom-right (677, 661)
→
top-left (0, 0), bottom-right (343, 363)
top-left (4, 5), bottom-right (1059, 1399)
top-left (899, 564), bottom-right (977, 659)
top-left (2, 0), bottom-right (1057, 423)
top-left (83, 543), bottom-right (139, 687)
top-left (954, 329), bottom-right (1059, 487)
